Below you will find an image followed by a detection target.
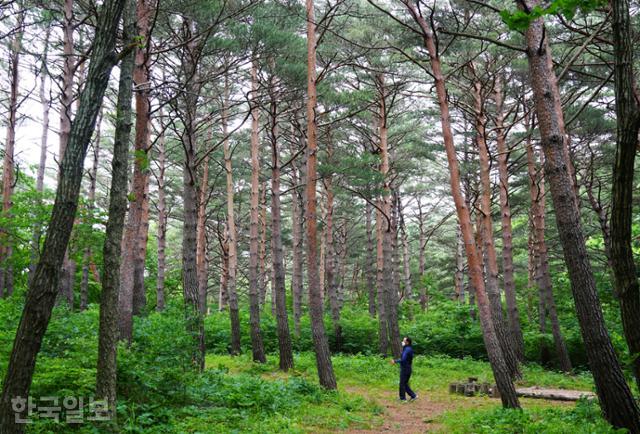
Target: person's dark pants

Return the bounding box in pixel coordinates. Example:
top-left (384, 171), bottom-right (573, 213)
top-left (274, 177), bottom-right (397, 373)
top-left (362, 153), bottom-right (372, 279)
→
top-left (399, 369), bottom-right (416, 400)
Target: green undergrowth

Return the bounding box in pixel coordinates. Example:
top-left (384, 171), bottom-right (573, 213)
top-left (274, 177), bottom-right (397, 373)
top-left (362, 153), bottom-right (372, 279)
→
top-left (207, 351), bottom-right (595, 394)
top-left (209, 353), bottom-right (611, 433)
top-left (0, 297), bottom-right (621, 433)
top-left (438, 399), bottom-right (625, 434)
top-left (0, 299), bottom-right (381, 433)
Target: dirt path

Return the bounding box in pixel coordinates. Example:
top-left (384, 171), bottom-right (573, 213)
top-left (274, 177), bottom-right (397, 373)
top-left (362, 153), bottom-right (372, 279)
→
top-left (344, 386), bottom-right (579, 433)
top-left (345, 387), bottom-right (451, 433)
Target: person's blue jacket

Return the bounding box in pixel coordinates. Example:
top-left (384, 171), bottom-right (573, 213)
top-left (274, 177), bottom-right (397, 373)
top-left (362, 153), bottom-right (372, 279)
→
top-left (394, 345), bottom-right (414, 373)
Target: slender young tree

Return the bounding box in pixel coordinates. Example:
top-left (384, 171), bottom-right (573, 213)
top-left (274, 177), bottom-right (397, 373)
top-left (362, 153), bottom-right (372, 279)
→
top-left (0, 0), bottom-right (128, 429)
top-left (290, 159), bottom-right (305, 335)
top-left (324, 138), bottom-right (342, 349)
top-left (196, 153), bottom-right (209, 314)
top-left (58, 0), bottom-right (75, 307)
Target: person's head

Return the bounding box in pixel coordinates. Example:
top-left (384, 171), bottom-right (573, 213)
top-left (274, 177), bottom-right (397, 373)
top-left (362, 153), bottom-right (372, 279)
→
top-left (402, 337), bottom-right (412, 347)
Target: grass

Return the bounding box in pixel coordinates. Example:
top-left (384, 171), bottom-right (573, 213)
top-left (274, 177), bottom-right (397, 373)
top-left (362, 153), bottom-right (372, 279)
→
top-left (206, 352), bottom-right (610, 433)
top-left (0, 301), bottom-right (617, 433)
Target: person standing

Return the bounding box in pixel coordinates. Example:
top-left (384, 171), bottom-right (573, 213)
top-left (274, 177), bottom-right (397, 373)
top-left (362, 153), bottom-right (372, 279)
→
top-left (391, 336), bottom-right (417, 401)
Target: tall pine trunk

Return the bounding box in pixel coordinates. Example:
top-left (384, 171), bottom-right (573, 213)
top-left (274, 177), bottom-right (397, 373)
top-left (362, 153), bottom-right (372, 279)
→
top-left (525, 121), bottom-right (572, 372)
top-left (520, 2), bottom-right (640, 428)
top-left (494, 77), bottom-right (524, 361)
top-left (365, 202), bottom-right (376, 316)
top-left (57, 0), bottom-right (75, 308)
top-left (0, 9), bottom-right (24, 297)
top-left (156, 111), bottom-right (167, 311)
top-left (375, 203), bottom-right (389, 355)
top-left (96, 0), bottom-right (135, 417)
top-left (131, 0), bottom-right (154, 315)
top-left (28, 27), bottom-right (51, 286)
top-left (609, 0), bottom-right (640, 394)
top-left (196, 154), bottom-right (209, 314)
top-left (0, 1), bottom-right (127, 429)
top-left (248, 59), bottom-right (266, 362)
top-left (324, 139), bottom-right (342, 350)
top-left (268, 89), bottom-right (294, 370)
top-left (222, 76), bottom-right (241, 354)
top-left (402, 1), bottom-right (520, 408)
top-left (398, 197), bottom-right (413, 318)
top-left (180, 18), bottom-right (205, 371)
top-left (259, 182), bottom-right (268, 305)
top-left (377, 73), bottom-right (401, 359)
top-left (80, 112), bottom-right (102, 310)
top-left (291, 160), bottom-right (305, 336)
top-left (473, 79), bottom-right (520, 380)
top-left (305, 0), bottom-right (337, 389)
top-left (454, 225), bottom-right (465, 302)
top-left (119, 0), bottom-right (154, 339)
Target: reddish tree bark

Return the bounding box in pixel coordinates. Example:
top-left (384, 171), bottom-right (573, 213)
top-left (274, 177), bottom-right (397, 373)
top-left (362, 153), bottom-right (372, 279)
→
top-left (398, 0), bottom-right (520, 408)
top-left (472, 79), bottom-right (521, 379)
top-left (525, 116), bottom-right (572, 372)
top-left (494, 76), bottom-right (524, 361)
top-left (305, 0), bottom-right (337, 389)
top-left (0, 9), bottom-right (24, 297)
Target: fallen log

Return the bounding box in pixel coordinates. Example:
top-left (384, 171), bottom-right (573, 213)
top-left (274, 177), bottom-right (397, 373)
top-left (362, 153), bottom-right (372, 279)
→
top-left (515, 387), bottom-right (596, 402)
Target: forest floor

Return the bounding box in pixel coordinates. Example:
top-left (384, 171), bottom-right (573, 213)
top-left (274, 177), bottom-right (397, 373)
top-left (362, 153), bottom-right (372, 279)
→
top-left (207, 353), bottom-right (597, 433)
top-left (344, 386), bottom-right (450, 433)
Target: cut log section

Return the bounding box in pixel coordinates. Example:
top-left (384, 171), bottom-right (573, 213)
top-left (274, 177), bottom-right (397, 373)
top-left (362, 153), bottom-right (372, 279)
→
top-left (448, 382), bottom-right (596, 402)
top-left (515, 386), bottom-right (596, 402)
